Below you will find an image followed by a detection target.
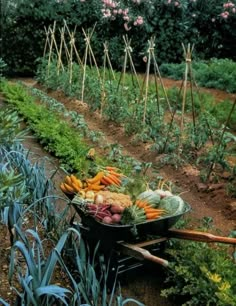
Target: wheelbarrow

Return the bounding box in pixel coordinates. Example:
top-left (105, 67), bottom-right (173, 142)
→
top-left (71, 201), bottom-right (236, 273)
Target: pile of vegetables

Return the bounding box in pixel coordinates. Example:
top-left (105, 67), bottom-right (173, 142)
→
top-left (60, 166), bottom-right (125, 201)
top-left (63, 169), bottom-right (187, 226)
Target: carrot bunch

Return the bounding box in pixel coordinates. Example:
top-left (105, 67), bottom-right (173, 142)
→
top-left (94, 166), bottom-right (125, 187)
top-left (86, 171), bottom-right (106, 191)
top-left (60, 174), bottom-right (83, 194)
top-left (135, 199), bottom-right (165, 220)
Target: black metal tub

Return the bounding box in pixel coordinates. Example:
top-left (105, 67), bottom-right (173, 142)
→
top-left (72, 202), bottom-right (191, 243)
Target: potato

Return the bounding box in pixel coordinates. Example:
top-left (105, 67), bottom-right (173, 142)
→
top-left (110, 205), bottom-right (125, 214)
top-left (102, 216), bottom-right (113, 224)
top-left (111, 214), bottom-right (121, 223)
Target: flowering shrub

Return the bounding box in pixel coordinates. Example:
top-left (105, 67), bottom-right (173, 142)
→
top-left (1, 0), bottom-right (236, 74)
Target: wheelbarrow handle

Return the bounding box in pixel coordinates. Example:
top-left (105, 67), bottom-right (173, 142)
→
top-left (168, 229), bottom-right (236, 245)
top-left (117, 242), bottom-right (169, 267)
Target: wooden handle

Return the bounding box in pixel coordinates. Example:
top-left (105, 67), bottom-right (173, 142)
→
top-left (168, 229), bottom-right (236, 245)
top-left (117, 243), bottom-right (169, 267)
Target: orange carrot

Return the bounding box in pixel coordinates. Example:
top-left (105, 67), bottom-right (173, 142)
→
top-left (146, 212), bottom-right (161, 219)
top-left (100, 177), bottom-right (110, 186)
top-left (106, 166), bottom-right (119, 171)
top-left (86, 172), bottom-right (104, 184)
top-left (107, 174), bottom-right (121, 185)
top-left (102, 175), bottom-right (119, 186)
top-left (108, 170), bottom-right (125, 178)
top-left (136, 200), bottom-right (148, 209)
top-left (87, 184), bottom-right (105, 191)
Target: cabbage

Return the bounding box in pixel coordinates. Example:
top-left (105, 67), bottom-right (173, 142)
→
top-left (137, 190), bottom-right (161, 207)
top-left (159, 195), bottom-right (185, 215)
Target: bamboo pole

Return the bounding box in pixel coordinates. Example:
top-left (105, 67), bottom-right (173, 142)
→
top-left (81, 35), bottom-right (89, 102)
top-left (117, 36), bottom-right (140, 92)
top-left (43, 26), bottom-right (50, 57)
top-left (178, 43), bottom-right (193, 156)
top-left (206, 98), bottom-right (236, 180)
top-left (101, 42), bottom-right (115, 117)
top-left (103, 41), bottom-right (115, 80)
top-left (82, 24), bottom-right (100, 79)
top-left (57, 25), bottom-right (65, 74)
top-left (150, 41), bottom-right (172, 115)
top-left (142, 39), bottom-right (152, 124)
top-left (140, 37), bottom-right (172, 124)
top-left (64, 20), bottom-right (83, 67)
top-left (47, 21), bottom-right (56, 78)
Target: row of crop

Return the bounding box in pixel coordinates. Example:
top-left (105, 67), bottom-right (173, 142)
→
top-left (0, 105), bottom-right (145, 305)
top-left (1, 81), bottom-right (236, 305)
top-left (36, 58), bottom-right (236, 187)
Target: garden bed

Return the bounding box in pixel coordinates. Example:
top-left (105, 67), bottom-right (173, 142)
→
top-left (31, 79), bottom-right (236, 234)
top-left (0, 78), bottom-right (236, 305)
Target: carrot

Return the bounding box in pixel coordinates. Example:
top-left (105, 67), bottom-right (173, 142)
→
top-left (145, 208), bottom-right (165, 214)
top-left (106, 174), bottom-right (121, 186)
top-left (63, 183), bottom-right (75, 194)
top-left (102, 175), bottom-right (119, 186)
top-left (88, 184), bottom-right (105, 191)
top-left (70, 175), bottom-right (83, 188)
top-left (87, 171), bottom-right (104, 184)
top-left (106, 166), bottom-right (119, 171)
top-left (65, 175), bottom-right (72, 185)
top-left (136, 200), bottom-right (148, 209)
top-left (146, 212), bottom-right (162, 219)
top-left (100, 177), bottom-right (110, 186)
top-left (71, 182), bottom-right (81, 193)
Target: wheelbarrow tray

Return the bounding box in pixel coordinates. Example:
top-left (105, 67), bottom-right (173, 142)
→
top-left (72, 202), bottom-right (191, 242)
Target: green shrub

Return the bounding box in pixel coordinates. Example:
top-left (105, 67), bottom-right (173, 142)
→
top-left (160, 59), bottom-right (236, 93)
top-left (162, 238), bottom-right (236, 305)
top-left (2, 0), bottom-right (236, 75)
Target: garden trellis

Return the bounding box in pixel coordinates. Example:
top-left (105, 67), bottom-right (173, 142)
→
top-left (42, 22), bottom-right (236, 178)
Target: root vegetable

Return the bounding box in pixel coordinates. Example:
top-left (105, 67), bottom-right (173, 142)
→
top-left (110, 205), bottom-right (125, 214)
top-left (154, 189), bottom-right (173, 198)
top-left (111, 214), bottom-right (122, 223)
top-left (102, 216), bottom-right (113, 224)
top-left (95, 194), bottom-right (104, 205)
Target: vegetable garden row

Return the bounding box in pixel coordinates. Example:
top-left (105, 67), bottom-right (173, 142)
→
top-left (0, 75), bottom-right (236, 305)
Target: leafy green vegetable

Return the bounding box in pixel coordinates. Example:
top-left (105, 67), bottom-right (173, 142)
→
top-left (159, 195), bottom-right (185, 216)
top-left (121, 205), bottom-right (146, 225)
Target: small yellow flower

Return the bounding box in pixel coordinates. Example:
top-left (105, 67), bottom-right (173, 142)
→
top-left (218, 281), bottom-right (231, 291)
top-left (208, 273), bottom-right (222, 283)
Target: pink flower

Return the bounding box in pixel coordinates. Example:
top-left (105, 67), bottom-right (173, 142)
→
top-left (133, 16), bottom-right (144, 26)
top-left (221, 11), bottom-right (230, 18)
top-left (223, 2), bottom-right (235, 8)
top-left (174, 1), bottom-right (179, 6)
top-left (232, 7), bottom-right (236, 12)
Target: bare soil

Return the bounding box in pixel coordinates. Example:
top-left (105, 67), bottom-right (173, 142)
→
top-left (0, 78), bottom-right (235, 305)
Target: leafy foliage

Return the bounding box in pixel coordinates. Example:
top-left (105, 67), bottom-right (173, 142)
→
top-left (161, 237), bottom-right (236, 305)
top-left (2, 0), bottom-right (236, 75)
top-left (160, 59), bottom-right (236, 93)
